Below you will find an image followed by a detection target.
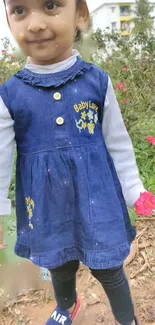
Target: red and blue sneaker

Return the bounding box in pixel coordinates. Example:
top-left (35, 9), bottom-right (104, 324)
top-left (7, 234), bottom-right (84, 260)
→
top-left (46, 299), bottom-right (81, 325)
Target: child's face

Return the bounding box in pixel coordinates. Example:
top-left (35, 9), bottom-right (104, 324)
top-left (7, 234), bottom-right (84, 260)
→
top-left (5, 0), bottom-right (89, 65)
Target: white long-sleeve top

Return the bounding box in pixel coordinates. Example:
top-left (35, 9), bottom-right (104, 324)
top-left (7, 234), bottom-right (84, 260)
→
top-left (0, 50), bottom-right (145, 215)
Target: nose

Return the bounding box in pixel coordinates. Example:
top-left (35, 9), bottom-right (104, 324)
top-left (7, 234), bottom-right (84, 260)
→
top-left (28, 15), bottom-right (47, 33)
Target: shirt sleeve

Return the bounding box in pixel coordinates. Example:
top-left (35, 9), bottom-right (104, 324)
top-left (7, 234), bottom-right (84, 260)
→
top-left (0, 96), bottom-right (15, 215)
top-left (102, 76), bottom-right (145, 208)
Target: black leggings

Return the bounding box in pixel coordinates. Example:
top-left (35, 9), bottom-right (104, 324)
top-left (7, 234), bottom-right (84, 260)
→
top-left (49, 260), bottom-right (135, 325)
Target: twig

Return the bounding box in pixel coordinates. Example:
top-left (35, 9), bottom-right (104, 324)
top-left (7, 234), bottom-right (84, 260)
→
top-left (130, 263), bottom-right (148, 279)
top-left (130, 245), bottom-right (153, 278)
top-left (136, 227), bottom-right (148, 239)
top-left (139, 217), bottom-right (155, 221)
top-left (140, 251), bottom-right (152, 271)
top-left (125, 242), bottom-right (138, 266)
top-left (86, 274), bottom-right (92, 284)
top-left (3, 296), bottom-right (39, 311)
top-left (138, 242), bottom-right (150, 249)
top-left (9, 317), bottom-right (15, 325)
top-left (2, 315), bottom-right (5, 325)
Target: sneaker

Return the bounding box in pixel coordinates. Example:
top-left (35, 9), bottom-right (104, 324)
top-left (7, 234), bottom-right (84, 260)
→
top-left (46, 299), bottom-right (81, 325)
top-left (115, 317), bottom-right (139, 325)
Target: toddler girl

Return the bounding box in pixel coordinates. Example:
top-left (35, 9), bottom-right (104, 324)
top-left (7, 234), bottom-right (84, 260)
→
top-left (0, 0), bottom-right (150, 324)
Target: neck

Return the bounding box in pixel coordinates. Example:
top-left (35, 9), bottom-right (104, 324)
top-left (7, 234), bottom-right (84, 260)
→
top-left (29, 47), bottom-right (73, 66)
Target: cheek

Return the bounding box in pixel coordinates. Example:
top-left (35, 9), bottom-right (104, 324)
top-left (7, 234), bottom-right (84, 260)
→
top-left (14, 35), bottom-right (26, 50)
top-left (9, 23), bottom-right (25, 43)
top-left (16, 32), bottom-right (25, 42)
top-left (56, 20), bottom-right (76, 39)
top-left (52, 14), bottom-right (76, 35)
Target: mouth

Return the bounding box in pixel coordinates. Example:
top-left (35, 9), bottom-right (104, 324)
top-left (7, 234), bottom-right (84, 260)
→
top-left (27, 38), bottom-right (52, 44)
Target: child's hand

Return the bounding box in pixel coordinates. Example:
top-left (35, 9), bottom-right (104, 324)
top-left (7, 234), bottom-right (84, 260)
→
top-left (134, 192), bottom-right (155, 216)
top-left (0, 223), bottom-right (7, 250)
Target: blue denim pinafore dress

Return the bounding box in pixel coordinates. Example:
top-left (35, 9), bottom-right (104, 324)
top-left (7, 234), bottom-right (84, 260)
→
top-left (0, 57), bottom-right (136, 269)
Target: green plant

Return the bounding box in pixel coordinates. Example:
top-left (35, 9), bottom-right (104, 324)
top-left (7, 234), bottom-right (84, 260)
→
top-left (0, 37), bottom-right (25, 83)
top-left (131, 0), bottom-right (154, 46)
top-left (9, 151), bottom-right (17, 205)
top-left (90, 27), bottom-right (155, 196)
top-left (0, 38), bottom-right (24, 206)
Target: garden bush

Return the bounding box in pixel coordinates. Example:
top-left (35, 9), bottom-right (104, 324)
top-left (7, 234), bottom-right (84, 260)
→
top-left (0, 38), bottom-right (24, 204)
top-left (91, 28), bottom-right (155, 193)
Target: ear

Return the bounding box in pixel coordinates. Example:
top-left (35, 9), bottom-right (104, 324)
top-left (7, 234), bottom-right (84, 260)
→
top-left (76, 1), bottom-right (90, 33)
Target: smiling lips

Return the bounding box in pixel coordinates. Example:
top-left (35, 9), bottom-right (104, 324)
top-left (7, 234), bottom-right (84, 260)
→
top-left (27, 38), bottom-right (52, 44)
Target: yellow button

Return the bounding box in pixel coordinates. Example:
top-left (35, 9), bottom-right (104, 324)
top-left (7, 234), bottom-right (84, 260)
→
top-left (53, 92), bottom-right (61, 101)
top-left (56, 117), bottom-right (64, 125)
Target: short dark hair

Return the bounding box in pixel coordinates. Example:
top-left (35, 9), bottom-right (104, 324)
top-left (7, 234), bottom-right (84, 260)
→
top-left (75, 30), bottom-right (82, 42)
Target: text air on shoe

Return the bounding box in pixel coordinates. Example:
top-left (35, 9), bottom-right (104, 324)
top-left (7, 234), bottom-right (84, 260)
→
top-left (51, 311), bottom-right (67, 324)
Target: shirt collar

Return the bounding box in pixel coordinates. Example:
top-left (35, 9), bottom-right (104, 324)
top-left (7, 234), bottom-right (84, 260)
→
top-left (25, 49), bottom-right (79, 74)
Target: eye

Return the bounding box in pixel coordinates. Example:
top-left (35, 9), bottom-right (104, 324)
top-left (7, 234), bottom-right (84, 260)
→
top-left (13, 6), bottom-right (26, 15)
top-left (45, 1), bottom-right (58, 10)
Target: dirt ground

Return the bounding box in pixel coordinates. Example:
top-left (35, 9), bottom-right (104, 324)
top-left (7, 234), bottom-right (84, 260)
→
top-left (1, 217), bottom-right (155, 325)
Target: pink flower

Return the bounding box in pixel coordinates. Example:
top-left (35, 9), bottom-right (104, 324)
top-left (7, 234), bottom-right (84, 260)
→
top-left (1, 50), bottom-right (7, 54)
top-left (135, 192), bottom-right (155, 216)
top-left (116, 82), bottom-right (124, 90)
top-left (146, 136), bottom-right (155, 146)
top-left (10, 55), bottom-right (15, 60)
top-left (122, 67), bottom-right (128, 71)
top-left (123, 88), bottom-right (128, 93)
top-left (121, 98), bottom-right (126, 104)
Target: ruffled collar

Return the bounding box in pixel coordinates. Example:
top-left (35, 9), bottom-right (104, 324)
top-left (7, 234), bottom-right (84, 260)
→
top-left (14, 56), bottom-right (92, 88)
